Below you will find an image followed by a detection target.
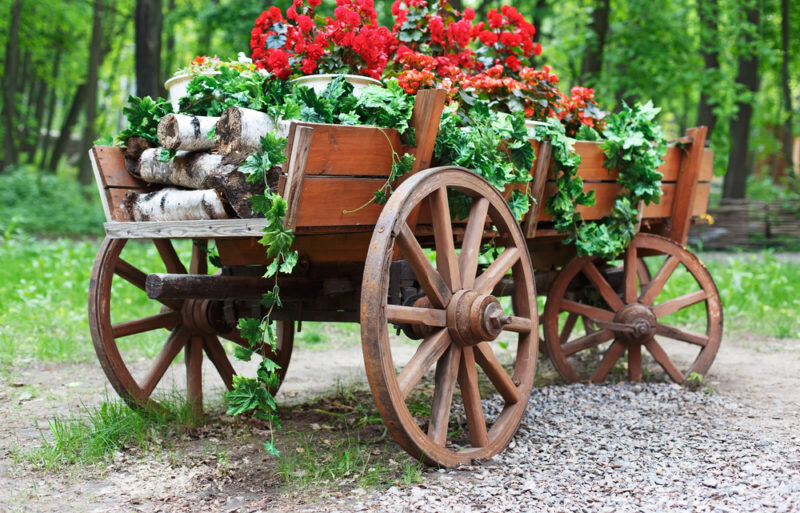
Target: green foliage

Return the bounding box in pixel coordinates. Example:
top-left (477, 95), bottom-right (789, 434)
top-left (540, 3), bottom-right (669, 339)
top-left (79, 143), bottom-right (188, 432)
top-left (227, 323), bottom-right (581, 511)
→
top-left (116, 96), bottom-right (174, 146)
top-left (0, 167), bottom-right (104, 236)
top-left (179, 67), bottom-right (273, 116)
top-left (434, 101), bottom-right (534, 219)
top-left (26, 393), bottom-right (200, 470)
top-left (239, 132), bottom-right (288, 185)
top-left (540, 102), bottom-right (667, 259)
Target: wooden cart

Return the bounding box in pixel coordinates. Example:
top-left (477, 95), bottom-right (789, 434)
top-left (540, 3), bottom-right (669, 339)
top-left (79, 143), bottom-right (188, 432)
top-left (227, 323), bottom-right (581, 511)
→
top-left (88, 89), bottom-right (721, 467)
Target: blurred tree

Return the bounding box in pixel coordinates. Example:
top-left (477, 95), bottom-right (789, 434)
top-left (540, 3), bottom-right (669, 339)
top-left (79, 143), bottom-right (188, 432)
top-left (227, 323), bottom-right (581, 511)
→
top-left (779, 0), bottom-right (793, 177)
top-left (723, 0), bottom-right (760, 200)
top-left (696, 0), bottom-right (720, 137)
top-left (580, 0), bottom-right (610, 87)
top-left (2, 0), bottom-right (23, 170)
top-left (136, 0), bottom-right (163, 97)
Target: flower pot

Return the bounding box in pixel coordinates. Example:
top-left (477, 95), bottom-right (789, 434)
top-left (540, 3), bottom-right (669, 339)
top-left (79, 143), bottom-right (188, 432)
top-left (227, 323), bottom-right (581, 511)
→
top-left (164, 71), bottom-right (220, 110)
top-left (290, 74), bottom-right (382, 97)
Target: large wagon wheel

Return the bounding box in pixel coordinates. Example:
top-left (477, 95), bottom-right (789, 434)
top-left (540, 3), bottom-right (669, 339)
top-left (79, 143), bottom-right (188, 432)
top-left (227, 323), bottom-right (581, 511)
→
top-left (543, 233), bottom-right (722, 383)
top-left (361, 167), bottom-right (538, 466)
top-left (89, 237), bottom-right (293, 415)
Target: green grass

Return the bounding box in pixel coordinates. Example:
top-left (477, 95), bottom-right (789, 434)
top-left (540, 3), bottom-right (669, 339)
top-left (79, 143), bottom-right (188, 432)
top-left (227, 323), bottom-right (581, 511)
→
top-left (0, 166), bottom-right (104, 237)
top-left (22, 392), bottom-right (201, 470)
top-left (655, 251), bottom-right (800, 339)
top-left (0, 236), bottom-right (197, 364)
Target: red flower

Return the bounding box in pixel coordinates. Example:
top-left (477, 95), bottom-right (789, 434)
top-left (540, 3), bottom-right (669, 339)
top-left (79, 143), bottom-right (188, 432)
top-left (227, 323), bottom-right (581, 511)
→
top-left (479, 30), bottom-right (498, 46)
top-left (534, 42), bottom-right (542, 56)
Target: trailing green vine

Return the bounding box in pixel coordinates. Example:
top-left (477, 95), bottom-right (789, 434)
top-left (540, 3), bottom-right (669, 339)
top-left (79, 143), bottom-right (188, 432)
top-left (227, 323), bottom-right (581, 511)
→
top-left (537, 101), bottom-right (667, 259)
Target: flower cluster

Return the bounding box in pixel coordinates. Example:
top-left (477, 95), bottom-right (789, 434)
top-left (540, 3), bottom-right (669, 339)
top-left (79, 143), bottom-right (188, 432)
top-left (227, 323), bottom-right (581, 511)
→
top-left (558, 86), bottom-right (607, 136)
top-left (472, 6), bottom-right (541, 73)
top-left (250, 0), bottom-right (396, 80)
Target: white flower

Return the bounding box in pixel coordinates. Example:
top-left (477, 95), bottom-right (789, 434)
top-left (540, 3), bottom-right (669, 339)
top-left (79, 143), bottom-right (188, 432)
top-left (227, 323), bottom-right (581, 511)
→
top-left (238, 52), bottom-right (253, 64)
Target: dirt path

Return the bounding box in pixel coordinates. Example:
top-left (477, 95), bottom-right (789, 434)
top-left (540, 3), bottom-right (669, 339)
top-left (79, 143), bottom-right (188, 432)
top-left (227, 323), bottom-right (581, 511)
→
top-left (0, 333), bottom-right (798, 512)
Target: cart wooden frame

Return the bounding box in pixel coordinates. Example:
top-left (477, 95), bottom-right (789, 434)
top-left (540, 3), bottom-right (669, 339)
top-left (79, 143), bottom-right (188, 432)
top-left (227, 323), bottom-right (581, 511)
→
top-left (88, 89), bottom-right (721, 466)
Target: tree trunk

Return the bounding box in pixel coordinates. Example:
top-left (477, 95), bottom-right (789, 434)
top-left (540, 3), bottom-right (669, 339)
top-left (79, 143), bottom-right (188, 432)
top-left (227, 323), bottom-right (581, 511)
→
top-left (157, 113), bottom-right (219, 151)
top-left (215, 107), bottom-right (287, 163)
top-left (123, 188), bottom-right (229, 221)
top-left (579, 0), bottom-right (611, 86)
top-left (162, 0), bottom-right (176, 86)
top-left (49, 83), bottom-right (87, 172)
top-left (2, 0), bottom-right (23, 169)
top-left (39, 49), bottom-right (63, 170)
top-left (27, 76), bottom-right (48, 164)
top-left (21, 77), bottom-right (43, 158)
top-left (780, 0), bottom-right (794, 177)
top-left (135, 0), bottom-right (163, 98)
top-left (198, 0), bottom-right (219, 56)
top-left (722, 3), bottom-right (760, 201)
top-left (79, 0), bottom-right (105, 185)
top-left (697, 0), bottom-right (720, 136)
top-left (136, 148), bottom-right (236, 188)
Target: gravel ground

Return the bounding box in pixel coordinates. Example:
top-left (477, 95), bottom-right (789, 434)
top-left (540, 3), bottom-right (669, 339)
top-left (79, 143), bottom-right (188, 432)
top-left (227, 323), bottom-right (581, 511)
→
top-left (301, 383), bottom-right (800, 513)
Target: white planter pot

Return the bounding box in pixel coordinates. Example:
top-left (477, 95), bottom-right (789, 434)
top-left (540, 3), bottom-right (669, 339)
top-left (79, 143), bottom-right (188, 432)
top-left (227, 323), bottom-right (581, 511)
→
top-left (525, 119), bottom-right (548, 138)
top-left (290, 74), bottom-right (382, 96)
top-left (164, 71), bottom-right (220, 110)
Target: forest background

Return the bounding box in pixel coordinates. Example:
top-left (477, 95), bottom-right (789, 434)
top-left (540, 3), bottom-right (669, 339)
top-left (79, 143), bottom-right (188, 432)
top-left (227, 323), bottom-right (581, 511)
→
top-left (0, 0), bottom-right (797, 228)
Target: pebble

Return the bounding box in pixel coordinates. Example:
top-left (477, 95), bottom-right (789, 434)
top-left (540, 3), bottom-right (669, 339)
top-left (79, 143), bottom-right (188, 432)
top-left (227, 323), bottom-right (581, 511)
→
top-left (295, 383), bottom-right (800, 512)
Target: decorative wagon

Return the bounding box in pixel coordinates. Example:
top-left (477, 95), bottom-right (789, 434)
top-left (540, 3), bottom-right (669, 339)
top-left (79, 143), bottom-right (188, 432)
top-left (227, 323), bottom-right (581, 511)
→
top-left (88, 89), bottom-right (721, 467)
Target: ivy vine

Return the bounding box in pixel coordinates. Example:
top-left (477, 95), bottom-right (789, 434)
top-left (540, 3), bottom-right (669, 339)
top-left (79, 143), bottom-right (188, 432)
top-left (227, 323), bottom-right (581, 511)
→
top-left (537, 101), bottom-right (668, 259)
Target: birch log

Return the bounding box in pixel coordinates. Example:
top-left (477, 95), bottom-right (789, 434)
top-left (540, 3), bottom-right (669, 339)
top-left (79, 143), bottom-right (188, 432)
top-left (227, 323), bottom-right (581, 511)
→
top-left (123, 136), bottom-right (155, 175)
top-left (122, 188), bottom-right (230, 222)
top-left (157, 113), bottom-right (219, 151)
top-left (215, 106), bottom-right (290, 163)
top-left (204, 167), bottom-right (281, 218)
top-left (136, 148), bottom-right (237, 189)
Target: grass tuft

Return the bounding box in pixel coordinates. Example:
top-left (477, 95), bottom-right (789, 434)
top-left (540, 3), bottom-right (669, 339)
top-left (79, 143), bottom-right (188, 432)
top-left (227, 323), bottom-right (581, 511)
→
top-left (24, 392), bottom-right (201, 470)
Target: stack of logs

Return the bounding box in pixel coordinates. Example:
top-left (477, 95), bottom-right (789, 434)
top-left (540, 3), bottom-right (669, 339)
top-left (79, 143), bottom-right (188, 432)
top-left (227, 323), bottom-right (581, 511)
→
top-left (122, 107), bottom-right (289, 222)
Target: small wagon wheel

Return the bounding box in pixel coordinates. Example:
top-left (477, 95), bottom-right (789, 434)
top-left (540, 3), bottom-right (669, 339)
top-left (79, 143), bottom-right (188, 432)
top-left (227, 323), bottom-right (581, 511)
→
top-left (543, 233), bottom-right (722, 383)
top-left (89, 237), bottom-right (293, 415)
top-left (361, 167), bottom-right (538, 466)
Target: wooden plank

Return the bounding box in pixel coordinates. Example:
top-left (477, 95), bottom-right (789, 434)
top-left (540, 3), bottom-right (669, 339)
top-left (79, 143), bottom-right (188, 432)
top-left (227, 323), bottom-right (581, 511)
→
top-left (283, 125), bottom-right (314, 230)
top-left (534, 182), bottom-right (711, 221)
top-left (294, 176), bottom-right (386, 228)
top-left (90, 146), bottom-right (148, 188)
top-left (561, 142), bottom-right (685, 182)
top-left (699, 147), bottom-right (714, 181)
top-left (104, 219), bottom-right (268, 239)
top-left (291, 122), bottom-right (401, 177)
top-left (668, 126), bottom-right (708, 244)
top-left (215, 232), bottom-right (375, 265)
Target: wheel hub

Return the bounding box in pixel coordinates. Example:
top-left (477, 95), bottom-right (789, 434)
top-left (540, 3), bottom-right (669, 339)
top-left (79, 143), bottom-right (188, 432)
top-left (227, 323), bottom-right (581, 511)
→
top-left (180, 298), bottom-right (216, 334)
top-left (612, 303), bottom-right (657, 344)
top-left (446, 290), bottom-right (511, 346)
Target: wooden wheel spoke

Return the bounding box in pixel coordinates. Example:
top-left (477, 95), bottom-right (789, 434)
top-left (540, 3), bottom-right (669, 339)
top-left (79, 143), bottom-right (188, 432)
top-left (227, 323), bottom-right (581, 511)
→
top-left (397, 223), bottom-right (451, 309)
top-left (639, 255), bottom-right (680, 306)
top-left (655, 324), bottom-right (709, 347)
top-left (429, 187), bottom-right (461, 291)
top-left (624, 245), bottom-right (639, 304)
top-left (203, 336), bottom-right (236, 391)
top-left (561, 300), bottom-right (615, 323)
top-left (112, 310), bottom-right (181, 339)
top-left (427, 345), bottom-right (461, 447)
top-left (473, 342), bottom-right (520, 405)
top-left (559, 312), bottom-right (579, 344)
top-left (190, 242), bottom-right (208, 275)
top-left (502, 316), bottom-right (532, 334)
top-left (115, 258), bottom-right (148, 291)
top-left (652, 290), bottom-right (707, 318)
top-left (590, 340), bottom-right (626, 383)
top-left (140, 328), bottom-right (187, 400)
top-left (458, 197), bottom-right (489, 290)
top-left (185, 335), bottom-right (204, 417)
top-left (628, 343), bottom-right (642, 382)
top-left (644, 338), bottom-right (684, 382)
top-left (397, 329), bottom-right (451, 399)
top-left (474, 247), bottom-right (520, 295)
top-left (561, 329), bottom-right (614, 356)
top-left (154, 239), bottom-right (187, 274)
top-left (582, 262), bottom-right (624, 311)
top-left (457, 346), bottom-right (489, 447)
top-left (386, 304), bottom-right (446, 328)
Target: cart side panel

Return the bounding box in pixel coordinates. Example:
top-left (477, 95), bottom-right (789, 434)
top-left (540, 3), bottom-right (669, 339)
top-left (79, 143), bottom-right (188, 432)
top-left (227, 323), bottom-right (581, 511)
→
top-left (89, 146), bottom-right (154, 222)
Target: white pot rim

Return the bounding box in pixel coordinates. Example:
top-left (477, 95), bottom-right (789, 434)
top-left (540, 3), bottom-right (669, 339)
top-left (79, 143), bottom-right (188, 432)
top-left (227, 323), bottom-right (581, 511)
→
top-left (164, 71), bottom-right (221, 89)
top-left (291, 73), bottom-right (383, 85)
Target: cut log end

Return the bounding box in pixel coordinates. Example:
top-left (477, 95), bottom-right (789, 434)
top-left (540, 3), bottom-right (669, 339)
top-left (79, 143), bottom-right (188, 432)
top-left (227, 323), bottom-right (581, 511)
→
top-left (157, 113), bottom-right (219, 152)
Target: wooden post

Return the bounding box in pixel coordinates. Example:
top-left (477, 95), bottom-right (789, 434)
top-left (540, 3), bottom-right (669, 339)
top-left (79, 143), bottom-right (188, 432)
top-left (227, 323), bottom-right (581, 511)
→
top-left (668, 126), bottom-right (708, 245)
top-left (282, 125), bottom-right (315, 231)
top-left (523, 141), bottom-right (553, 239)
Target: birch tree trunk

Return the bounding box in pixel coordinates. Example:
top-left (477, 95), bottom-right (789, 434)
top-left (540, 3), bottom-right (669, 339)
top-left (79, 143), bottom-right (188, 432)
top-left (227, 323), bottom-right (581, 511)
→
top-left (137, 148), bottom-right (237, 189)
top-left (215, 106), bottom-right (288, 163)
top-left (123, 188), bottom-right (229, 221)
top-left (158, 114), bottom-right (219, 151)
